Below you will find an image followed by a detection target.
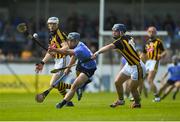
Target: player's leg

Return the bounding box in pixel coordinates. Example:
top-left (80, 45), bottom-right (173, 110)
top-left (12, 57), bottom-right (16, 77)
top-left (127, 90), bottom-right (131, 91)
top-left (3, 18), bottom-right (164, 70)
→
top-left (161, 85), bottom-right (174, 100)
top-left (130, 61), bottom-right (146, 108)
top-left (76, 79), bottom-right (91, 101)
top-left (130, 79), bottom-right (141, 108)
top-left (75, 67), bottom-right (92, 101)
top-left (156, 83), bottom-right (170, 98)
top-left (147, 70), bottom-right (157, 95)
top-left (154, 80), bottom-right (174, 102)
top-left (50, 73), bottom-right (71, 97)
top-left (110, 71), bottom-right (130, 107)
top-left (124, 79), bottom-right (131, 98)
top-left (173, 81), bottom-right (180, 100)
top-left (56, 73), bottom-right (89, 109)
top-left (145, 60), bottom-right (158, 96)
top-left (53, 57), bottom-right (72, 97)
top-left (143, 82), bottom-right (148, 98)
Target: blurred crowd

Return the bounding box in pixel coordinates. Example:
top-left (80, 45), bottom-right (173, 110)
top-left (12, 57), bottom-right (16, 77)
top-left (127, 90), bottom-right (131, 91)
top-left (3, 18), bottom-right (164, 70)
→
top-left (0, 12), bottom-right (180, 63)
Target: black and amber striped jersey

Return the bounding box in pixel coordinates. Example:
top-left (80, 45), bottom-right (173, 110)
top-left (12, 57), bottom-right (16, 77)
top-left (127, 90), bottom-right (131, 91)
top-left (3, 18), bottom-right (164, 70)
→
top-left (113, 35), bottom-right (141, 66)
top-left (49, 29), bottom-right (67, 59)
top-left (143, 37), bottom-right (165, 60)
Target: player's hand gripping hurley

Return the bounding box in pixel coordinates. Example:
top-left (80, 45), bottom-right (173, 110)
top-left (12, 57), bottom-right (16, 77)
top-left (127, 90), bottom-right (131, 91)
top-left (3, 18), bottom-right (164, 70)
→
top-left (35, 73), bottom-right (66, 103)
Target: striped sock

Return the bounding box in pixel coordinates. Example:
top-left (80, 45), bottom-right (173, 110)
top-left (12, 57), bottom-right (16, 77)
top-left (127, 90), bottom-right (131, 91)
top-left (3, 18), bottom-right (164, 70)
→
top-left (58, 82), bottom-right (72, 97)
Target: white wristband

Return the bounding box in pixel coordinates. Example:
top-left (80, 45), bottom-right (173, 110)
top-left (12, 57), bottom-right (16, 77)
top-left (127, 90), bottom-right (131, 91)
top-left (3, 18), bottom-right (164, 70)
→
top-left (95, 52), bottom-right (100, 56)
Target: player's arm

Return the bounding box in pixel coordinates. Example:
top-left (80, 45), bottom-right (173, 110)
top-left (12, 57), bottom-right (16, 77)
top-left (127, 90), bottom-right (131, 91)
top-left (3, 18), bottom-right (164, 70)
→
top-left (140, 52), bottom-right (147, 63)
top-left (64, 55), bottom-right (77, 75)
top-left (159, 50), bottom-right (167, 59)
top-left (92, 43), bottom-right (115, 59)
top-left (48, 45), bottom-right (75, 56)
top-left (35, 52), bottom-right (54, 73)
top-left (60, 41), bottom-right (69, 50)
top-left (158, 41), bottom-right (167, 59)
top-left (140, 44), bottom-right (147, 62)
top-left (42, 53), bottom-right (53, 63)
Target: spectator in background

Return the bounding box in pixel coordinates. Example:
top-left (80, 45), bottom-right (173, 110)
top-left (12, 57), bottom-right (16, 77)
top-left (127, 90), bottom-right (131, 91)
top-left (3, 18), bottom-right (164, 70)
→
top-left (66, 12), bottom-right (79, 32)
top-left (21, 48), bottom-right (33, 61)
top-left (123, 14), bottom-right (132, 30)
top-left (163, 14), bottom-right (176, 39)
top-left (105, 10), bottom-right (118, 30)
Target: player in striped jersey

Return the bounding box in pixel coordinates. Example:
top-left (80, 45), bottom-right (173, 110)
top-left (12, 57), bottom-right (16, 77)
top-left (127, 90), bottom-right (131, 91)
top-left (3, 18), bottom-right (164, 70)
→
top-left (92, 24), bottom-right (146, 108)
top-left (35, 17), bottom-right (74, 106)
top-left (141, 26), bottom-right (167, 99)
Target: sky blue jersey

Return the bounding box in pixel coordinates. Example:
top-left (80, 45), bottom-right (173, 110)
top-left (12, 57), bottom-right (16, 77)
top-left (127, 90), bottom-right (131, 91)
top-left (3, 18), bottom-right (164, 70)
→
top-left (168, 64), bottom-right (180, 81)
top-left (74, 42), bottom-right (96, 69)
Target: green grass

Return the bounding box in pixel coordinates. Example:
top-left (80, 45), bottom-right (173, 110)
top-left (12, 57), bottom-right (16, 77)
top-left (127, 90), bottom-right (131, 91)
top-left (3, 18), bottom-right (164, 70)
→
top-left (0, 92), bottom-right (180, 121)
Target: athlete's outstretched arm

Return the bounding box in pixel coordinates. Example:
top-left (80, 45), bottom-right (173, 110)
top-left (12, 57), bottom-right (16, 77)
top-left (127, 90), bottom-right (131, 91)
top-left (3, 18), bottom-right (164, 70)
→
top-left (158, 50), bottom-right (167, 60)
top-left (64, 55), bottom-right (77, 75)
top-left (92, 43), bottom-right (115, 59)
top-left (48, 45), bottom-right (75, 56)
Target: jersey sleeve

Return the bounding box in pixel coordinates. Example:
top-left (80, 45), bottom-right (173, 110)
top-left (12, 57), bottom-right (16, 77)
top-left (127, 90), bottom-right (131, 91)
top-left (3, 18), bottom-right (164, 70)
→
top-left (74, 46), bottom-right (82, 58)
top-left (112, 39), bottom-right (124, 50)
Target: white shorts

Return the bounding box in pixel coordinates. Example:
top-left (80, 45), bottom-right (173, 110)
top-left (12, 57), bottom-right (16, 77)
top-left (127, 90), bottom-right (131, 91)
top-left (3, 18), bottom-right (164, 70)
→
top-left (120, 60), bottom-right (146, 81)
top-left (145, 60), bottom-right (159, 72)
top-left (54, 56), bottom-right (70, 75)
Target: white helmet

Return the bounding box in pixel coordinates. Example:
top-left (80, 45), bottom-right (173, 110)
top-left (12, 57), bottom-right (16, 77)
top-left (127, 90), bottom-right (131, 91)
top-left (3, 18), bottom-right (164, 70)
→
top-left (47, 17), bottom-right (59, 24)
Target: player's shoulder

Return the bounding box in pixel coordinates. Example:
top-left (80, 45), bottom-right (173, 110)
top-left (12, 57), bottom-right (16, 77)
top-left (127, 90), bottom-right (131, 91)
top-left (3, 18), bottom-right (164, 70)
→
top-left (155, 37), bottom-right (162, 43)
top-left (122, 35), bottom-right (133, 40)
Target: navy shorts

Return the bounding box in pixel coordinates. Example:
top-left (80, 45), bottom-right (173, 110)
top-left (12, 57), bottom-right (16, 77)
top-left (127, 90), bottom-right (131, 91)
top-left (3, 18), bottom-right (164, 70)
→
top-left (76, 64), bottom-right (96, 78)
top-left (167, 79), bottom-right (176, 85)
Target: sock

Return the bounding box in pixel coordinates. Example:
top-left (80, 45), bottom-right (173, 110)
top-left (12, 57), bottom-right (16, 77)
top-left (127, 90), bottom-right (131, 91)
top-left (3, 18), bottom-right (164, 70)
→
top-left (58, 82), bottom-right (71, 97)
top-left (59, 82), bottom-right (71, 89)
top-left (59, 89), bottom-right (67, 97)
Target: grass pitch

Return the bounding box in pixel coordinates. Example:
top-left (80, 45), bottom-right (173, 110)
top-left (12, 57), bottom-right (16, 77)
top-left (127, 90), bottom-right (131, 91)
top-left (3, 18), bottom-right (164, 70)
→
top-left (0, 92), bottom-right (180, 121)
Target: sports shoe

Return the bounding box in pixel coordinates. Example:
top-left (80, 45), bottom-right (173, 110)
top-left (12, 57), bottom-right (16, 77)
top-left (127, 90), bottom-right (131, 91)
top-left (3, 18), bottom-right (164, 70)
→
top-left (131, 102), bottom-right (141, 108)
top-left (66, 101), bottom-right (74, 106)
top-left (110, 100), bottom-right (125, 108)
top-left (129, 97), bottom-right (134, 102)
top-left (56, 102), bottom-right (64, 109)
top-left (76, 88), bottom-right (83, 101)
top-left (153, 97), bottom-right (161, 102)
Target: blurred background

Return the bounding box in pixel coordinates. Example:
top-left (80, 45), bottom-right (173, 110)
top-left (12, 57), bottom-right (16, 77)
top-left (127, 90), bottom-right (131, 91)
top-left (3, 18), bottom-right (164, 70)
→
top-left (0, 0), bottom-right (180, 93)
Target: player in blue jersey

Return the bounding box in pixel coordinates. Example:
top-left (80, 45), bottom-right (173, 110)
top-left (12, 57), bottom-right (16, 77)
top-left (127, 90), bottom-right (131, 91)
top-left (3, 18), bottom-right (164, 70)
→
top-left (48, 32), bottom-right (97, 109)
top-left (154, 55), bottom-right (180, 102)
